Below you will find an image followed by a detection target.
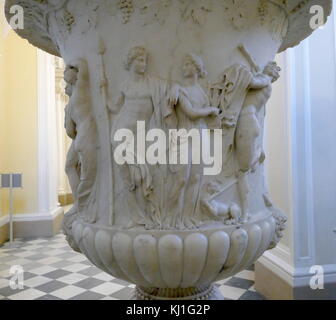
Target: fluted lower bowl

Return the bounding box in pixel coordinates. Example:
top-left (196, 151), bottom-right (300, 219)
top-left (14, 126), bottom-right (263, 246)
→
top-left (71, 213), bottom-right (275, 289)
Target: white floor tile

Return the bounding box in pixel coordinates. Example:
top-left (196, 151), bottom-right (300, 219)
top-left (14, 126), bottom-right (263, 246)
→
top-left (57, 273), bottom-right (87, 285)
top-left (21, 245), bottom-right (41, 251)
top-left (90, 282), bottom-right (124, 295)
top-left (29, 266), bottom-right (57, 275)
top-left (0, 270), bottom-right (10, 278)
top-left (45, 249), bottom-right (67, 256)
top-left (50, 285), bottom-right (86, 300)
top-left (67, 255), bottom-right (87, 263)
top-left (6, 258), bottom-right (31, 266)
top-left (219, 285), bottom-right (246, 300)
top-left (38, 257), bottom-right (63, 265)
top-left (28, 240), bottom-right (47, 244)
top-left (62, 263), bottom-right (88, 273)
top-left (8, 288), bottom-right (46, 300)
top-left (24, 276), bottom-right (52, 288)
top-left (93, 272), bottom-right (115, 281)
top-left (48, 243), bottom-right (69, 249)
top-left (0, 278), bottom-right (9, 289)
top-left (12, 251), bottom-right (39, 258)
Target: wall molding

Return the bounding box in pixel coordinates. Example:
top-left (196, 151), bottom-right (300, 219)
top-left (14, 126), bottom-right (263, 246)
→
top-left (258, 10), bottom-right (336, 298)
top-left (258, 250), bottom-right (294, 286)
top-left (0, 215), bottom-right (9, 228)
top-left (257, 250), bottom-right (336, 292)
top-left (0, 207), bottom-right (64, 240)
top-left (287, 44), bottom-right (316, 267)
top-left (10, 207), bottom-right (63, 222)
top-left (0, 208), bottom-right (63, 226)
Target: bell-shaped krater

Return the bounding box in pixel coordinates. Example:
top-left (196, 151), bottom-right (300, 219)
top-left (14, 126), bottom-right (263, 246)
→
top-left (5, 0), bottom-right (331, 300)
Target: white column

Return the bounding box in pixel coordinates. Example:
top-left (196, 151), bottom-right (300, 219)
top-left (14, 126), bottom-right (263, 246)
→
top-left (37, 49), bottom-right (61, 216)
top-left (55, 57), bottom-right (71, 200)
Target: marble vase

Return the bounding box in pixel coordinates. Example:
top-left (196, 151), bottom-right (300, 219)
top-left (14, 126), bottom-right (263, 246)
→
top-left (5, 0), bottom-right (332, 300)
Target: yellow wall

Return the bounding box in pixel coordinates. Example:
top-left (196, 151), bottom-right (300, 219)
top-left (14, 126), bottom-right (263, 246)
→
top-left (0, 9), bottom-right (38, 217)
top-left (0, 8), bottom-right (8, 217)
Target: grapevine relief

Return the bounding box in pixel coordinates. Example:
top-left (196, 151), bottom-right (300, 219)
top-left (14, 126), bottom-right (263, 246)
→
top-left (118, 0), bottom-right (134, 24)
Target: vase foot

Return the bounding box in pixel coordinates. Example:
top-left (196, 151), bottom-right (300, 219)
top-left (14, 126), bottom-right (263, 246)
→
top-left (132, 284), bottom-right (224, 300)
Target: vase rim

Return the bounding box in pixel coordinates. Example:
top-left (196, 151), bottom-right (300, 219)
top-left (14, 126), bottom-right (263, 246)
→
top-left (4, 0), bottom-right (333, 57)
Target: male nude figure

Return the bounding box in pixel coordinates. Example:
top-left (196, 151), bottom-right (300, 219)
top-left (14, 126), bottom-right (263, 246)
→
top-left (63, 59), bottom-right (98, 225)
top-left (235, 61), bottom-right (281, 222)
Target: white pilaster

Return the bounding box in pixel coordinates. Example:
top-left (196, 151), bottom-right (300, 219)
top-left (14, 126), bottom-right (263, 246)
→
top-left (37, 49), bottom-right (60, 216)
top-left (54, 57), bottom-right (71, 199)
top-left (257, 7), bottom-right (336, 299)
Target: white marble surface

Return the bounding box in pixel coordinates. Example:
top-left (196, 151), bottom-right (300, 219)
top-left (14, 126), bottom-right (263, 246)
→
top-left (5, 0), bottom-right (332, 300)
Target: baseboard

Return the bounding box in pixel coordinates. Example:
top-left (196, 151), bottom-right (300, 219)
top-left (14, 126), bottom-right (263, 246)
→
top-left (58, 193), bottom-right (74, 206)
top-left (255, 259), bottom-right (294, 300)
top-left (0, 207), bottom-right (64, 242)
top-left (255, 248), bottom-right (336, 300)
top-left (0, 216), bottom-right (9, 245)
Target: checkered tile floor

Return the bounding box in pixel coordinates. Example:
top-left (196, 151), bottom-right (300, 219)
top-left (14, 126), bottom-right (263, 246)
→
top-left (0, 233), bottom-right (265, 300)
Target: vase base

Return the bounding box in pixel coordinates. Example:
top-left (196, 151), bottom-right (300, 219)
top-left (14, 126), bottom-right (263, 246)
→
top-left (132, 284), bottom-right (224, 300)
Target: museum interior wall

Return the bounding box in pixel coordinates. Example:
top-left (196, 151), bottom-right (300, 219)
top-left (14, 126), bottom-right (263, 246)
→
top-left (0, 3), bottom-right (64, 241)
top-left (259, 10), bottom-right (336, 299)
top-left (0, 9), bottom-right (39, 242)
